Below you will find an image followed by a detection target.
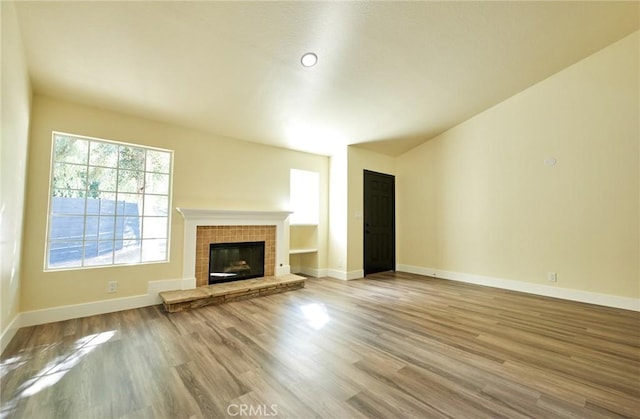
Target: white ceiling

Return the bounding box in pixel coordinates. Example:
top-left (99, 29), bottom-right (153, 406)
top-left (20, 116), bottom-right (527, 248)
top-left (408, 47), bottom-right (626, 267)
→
top-left (14, 1), bottom-right (639, 156)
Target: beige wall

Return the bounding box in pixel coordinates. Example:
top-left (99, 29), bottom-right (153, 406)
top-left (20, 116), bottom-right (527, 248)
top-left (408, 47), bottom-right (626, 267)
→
top-left (397, 31), bottom-right (639, 299)
top-left (328, 148), bottom-right (348, 276)
top-left (325, 145), bottom-right (397, 278)
top-left (1, 1), bottom-right (32, 344)
top-left (347, 146), bottom-right (396, 273)
top-left (22, 95), bottom-right (329, 311)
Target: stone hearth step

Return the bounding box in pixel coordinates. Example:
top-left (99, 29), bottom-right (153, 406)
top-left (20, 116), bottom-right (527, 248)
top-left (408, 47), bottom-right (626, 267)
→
top-left (159, 274), bottom-right (306, 313)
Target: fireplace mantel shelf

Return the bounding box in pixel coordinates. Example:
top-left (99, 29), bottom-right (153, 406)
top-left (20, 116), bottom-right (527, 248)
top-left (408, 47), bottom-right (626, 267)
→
top-left (177, 208), bottom-right (293, 221)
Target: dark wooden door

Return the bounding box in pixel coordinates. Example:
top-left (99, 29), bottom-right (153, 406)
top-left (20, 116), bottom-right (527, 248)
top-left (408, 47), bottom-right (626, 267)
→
top-left (363, 170), bottom-right (395, 276)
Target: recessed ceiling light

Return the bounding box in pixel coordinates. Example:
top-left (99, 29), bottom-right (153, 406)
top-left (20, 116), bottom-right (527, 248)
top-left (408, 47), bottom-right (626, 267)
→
top-left (301, 52), bottom-right (318, 67)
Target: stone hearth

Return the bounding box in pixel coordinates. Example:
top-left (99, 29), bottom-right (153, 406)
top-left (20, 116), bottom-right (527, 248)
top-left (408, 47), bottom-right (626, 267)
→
top-left (160, 274), bottom-right (306, 313)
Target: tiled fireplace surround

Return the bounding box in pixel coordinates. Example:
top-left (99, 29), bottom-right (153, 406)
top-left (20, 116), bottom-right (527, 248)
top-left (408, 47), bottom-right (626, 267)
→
top-left (177, 208), bottom-right (292, 289)
top-left (195, 225), bottom-right (275, 287)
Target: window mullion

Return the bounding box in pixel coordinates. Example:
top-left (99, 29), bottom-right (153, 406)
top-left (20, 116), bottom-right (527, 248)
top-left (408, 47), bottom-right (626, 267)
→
top-left (114, 145), bottom-right (121, 265)
top-left (139, 149), bottom-right (147, 262)
top-left (81, 148), bottom-right (90, 267)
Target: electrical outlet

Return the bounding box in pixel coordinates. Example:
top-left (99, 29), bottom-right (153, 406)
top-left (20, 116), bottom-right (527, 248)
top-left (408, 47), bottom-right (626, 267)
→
top-left (108, 281), bottom-right (118, 293)
top-left (547, 272), bottom-right (557, 283)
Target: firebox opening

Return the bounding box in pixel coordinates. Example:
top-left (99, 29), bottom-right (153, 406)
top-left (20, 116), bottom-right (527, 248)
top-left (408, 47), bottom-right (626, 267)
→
top-left (209, 241), bottom-right (265, 284)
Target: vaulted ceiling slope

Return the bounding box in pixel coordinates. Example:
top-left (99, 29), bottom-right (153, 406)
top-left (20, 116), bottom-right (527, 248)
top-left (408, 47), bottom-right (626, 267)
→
top-left (14, 1), bottom-right (639, 156)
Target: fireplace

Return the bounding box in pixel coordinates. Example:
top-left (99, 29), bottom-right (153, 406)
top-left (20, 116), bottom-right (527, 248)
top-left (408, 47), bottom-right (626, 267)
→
top-left (177, 208), bottom-right (292, 289)
top-left (209, 241), bottom-right (265, 284)
top-left (195, 225), bottom-right (276, 287)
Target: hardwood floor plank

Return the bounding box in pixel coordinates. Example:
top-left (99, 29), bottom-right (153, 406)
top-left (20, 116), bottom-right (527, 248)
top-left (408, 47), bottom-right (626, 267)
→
top-left (2, 272), bottom-right (638, 418)
top-left (346, 387), bottom-right (448, 419)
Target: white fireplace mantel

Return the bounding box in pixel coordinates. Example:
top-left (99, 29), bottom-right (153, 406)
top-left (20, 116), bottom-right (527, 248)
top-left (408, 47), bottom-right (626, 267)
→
top-left (176, 208), bottom-right (292, 289)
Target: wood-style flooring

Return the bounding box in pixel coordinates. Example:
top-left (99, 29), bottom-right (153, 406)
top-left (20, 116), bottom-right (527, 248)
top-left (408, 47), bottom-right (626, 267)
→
top-left (1, 272), bottom-right (639, 418)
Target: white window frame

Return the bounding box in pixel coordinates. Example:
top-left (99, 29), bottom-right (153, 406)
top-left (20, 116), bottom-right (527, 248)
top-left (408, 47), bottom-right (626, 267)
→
top-left (45, 131), bottom-right (174, 271)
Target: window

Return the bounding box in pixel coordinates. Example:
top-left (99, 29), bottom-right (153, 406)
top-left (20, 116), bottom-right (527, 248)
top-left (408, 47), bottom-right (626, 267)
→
top-left (290, 169), bottom-right (319, 225)
top-left (46, 132), bottom-right (173, 270)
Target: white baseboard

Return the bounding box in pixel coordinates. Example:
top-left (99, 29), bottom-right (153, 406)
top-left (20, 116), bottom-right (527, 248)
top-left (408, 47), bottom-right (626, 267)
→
top-left (327, 269), bottom-right (364, 281)
top-left (1, 315), bottom-right (21, 354)
top-left (397, 264), bottom-right (640, 312)
top-left (293, 267), bottom-right (327, 278)
top-left (17, 278), bottom-right (183, 330)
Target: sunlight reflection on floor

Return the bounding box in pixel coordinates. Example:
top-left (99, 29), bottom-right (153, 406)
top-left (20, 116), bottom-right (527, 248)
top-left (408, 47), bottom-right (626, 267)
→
top-left (0, 330), bottom-right (116, 418)
top-left (300, 303), bottom-right (330, 330)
